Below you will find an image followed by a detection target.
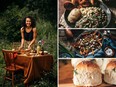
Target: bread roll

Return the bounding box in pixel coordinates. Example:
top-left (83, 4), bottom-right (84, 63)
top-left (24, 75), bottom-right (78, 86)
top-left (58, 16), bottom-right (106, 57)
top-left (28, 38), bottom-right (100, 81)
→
top-left (102, 58), bottom-right (116, 74)
top-left (68, 8), bottom-right (81, 23)
top-left (104, 61), bottom-right (116, 85)
top-left (95, 58), bottom-right (104, 73)
top-left (71, 58), bottom-right (95, 68)
top-left (73, 61), bottom-right (102, 86)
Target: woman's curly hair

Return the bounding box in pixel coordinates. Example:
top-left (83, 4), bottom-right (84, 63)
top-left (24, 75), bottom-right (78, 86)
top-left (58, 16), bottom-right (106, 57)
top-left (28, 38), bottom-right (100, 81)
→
top-left (22, 16), bottom-right (36, 29)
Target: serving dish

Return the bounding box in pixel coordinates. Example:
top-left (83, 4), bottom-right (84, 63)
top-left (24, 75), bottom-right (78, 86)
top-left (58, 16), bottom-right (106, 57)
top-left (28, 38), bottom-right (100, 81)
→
top-left (60, 0), bottom-right (111, 28)
top-left (73, 30), bottom-right (103, 56)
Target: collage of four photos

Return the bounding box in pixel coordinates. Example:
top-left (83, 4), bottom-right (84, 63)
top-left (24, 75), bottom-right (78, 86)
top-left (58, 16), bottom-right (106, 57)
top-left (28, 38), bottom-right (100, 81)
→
top-left (0, 0), bottom-right (116, 87)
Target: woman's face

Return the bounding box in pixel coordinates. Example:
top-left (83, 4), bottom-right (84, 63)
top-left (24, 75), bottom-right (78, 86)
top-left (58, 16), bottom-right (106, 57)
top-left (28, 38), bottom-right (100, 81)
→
top-left (26, 18), bottom-right (31, 27)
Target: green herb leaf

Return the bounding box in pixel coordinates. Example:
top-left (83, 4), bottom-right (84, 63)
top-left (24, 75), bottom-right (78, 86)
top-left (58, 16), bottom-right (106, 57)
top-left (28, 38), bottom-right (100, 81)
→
top-left (74, 70), bottom-right (78, 75)
top-left (90, 59), bottom-right (96, 63)
top-left (112, 68), bottom-right (116, 72)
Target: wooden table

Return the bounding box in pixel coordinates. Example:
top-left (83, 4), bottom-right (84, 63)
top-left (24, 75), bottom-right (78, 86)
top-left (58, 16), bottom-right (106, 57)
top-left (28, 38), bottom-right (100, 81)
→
top-left (15, 54), bottom-right (53, 84)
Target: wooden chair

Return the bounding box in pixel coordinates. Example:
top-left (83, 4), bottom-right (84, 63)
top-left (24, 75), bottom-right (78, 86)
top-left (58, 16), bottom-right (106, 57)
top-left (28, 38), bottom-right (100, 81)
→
top-left (2, 49), bottom-right (24, 87)
top-left (12, 42), bottom-right (21, 50)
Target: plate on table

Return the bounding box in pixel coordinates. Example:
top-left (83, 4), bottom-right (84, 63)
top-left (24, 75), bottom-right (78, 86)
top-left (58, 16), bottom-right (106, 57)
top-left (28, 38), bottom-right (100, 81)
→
top-left (25, 53), bottom-right (36, 56)
top-left (39, 51), bottom-right (48, 54)
top-left (44, 51), bottom-right (48, 54)
top-left (60, 0), bottom-right (111, 28)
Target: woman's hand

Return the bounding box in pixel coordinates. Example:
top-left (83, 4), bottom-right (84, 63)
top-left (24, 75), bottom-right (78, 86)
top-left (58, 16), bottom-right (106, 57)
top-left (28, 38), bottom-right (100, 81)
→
top-left (28, 45), bottom-right (31, 50)
top-left (18, 46), bottom-right (23, 51)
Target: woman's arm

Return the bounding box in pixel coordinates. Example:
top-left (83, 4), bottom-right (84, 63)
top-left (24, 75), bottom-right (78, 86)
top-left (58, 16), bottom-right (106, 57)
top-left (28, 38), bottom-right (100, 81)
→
top-left (28, 28), bottom-right (37, 49)
top-left (19, 28), bottom-right (25, 50)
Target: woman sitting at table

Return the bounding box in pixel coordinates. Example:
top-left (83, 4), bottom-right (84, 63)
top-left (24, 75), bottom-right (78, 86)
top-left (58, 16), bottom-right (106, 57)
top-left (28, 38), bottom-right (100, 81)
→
top-left (19, 16), bottom-right (37, 50)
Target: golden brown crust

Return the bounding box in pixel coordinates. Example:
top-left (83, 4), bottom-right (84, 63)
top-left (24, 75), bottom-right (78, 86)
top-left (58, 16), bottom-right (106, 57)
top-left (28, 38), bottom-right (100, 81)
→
top-left (106, 61), bottom-right (116, 70)
top-left (76, 61), bottom-right (100, 71)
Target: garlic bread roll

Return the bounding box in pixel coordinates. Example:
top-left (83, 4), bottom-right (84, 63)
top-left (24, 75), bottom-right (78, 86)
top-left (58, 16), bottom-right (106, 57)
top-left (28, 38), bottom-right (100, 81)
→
top-left (73, 61), bottom-right (102, 86)
top-left (104, 60), bottom-right (116, 85)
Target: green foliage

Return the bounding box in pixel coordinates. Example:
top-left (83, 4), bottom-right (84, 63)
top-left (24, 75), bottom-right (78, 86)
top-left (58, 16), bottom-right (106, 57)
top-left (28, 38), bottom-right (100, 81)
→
top-left (0, 5), bottom-right (21, 41)
top-left (30, 62), bottom-right (57, 87)
top-left (25, 0), bottom-right (57, 23)
top-left (0, 40), bottom-right (12, 63)
top-left (36, 18), bottom-right (57, 59)
top-left (0, 4), bottom-right (39, 42)
top-left (0, 3), bottom-right (56, 42)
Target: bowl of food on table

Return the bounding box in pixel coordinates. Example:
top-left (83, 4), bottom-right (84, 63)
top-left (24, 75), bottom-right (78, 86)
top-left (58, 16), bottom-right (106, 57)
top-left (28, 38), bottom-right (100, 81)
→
top-left (60, 0), bottom-right (111, 28)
